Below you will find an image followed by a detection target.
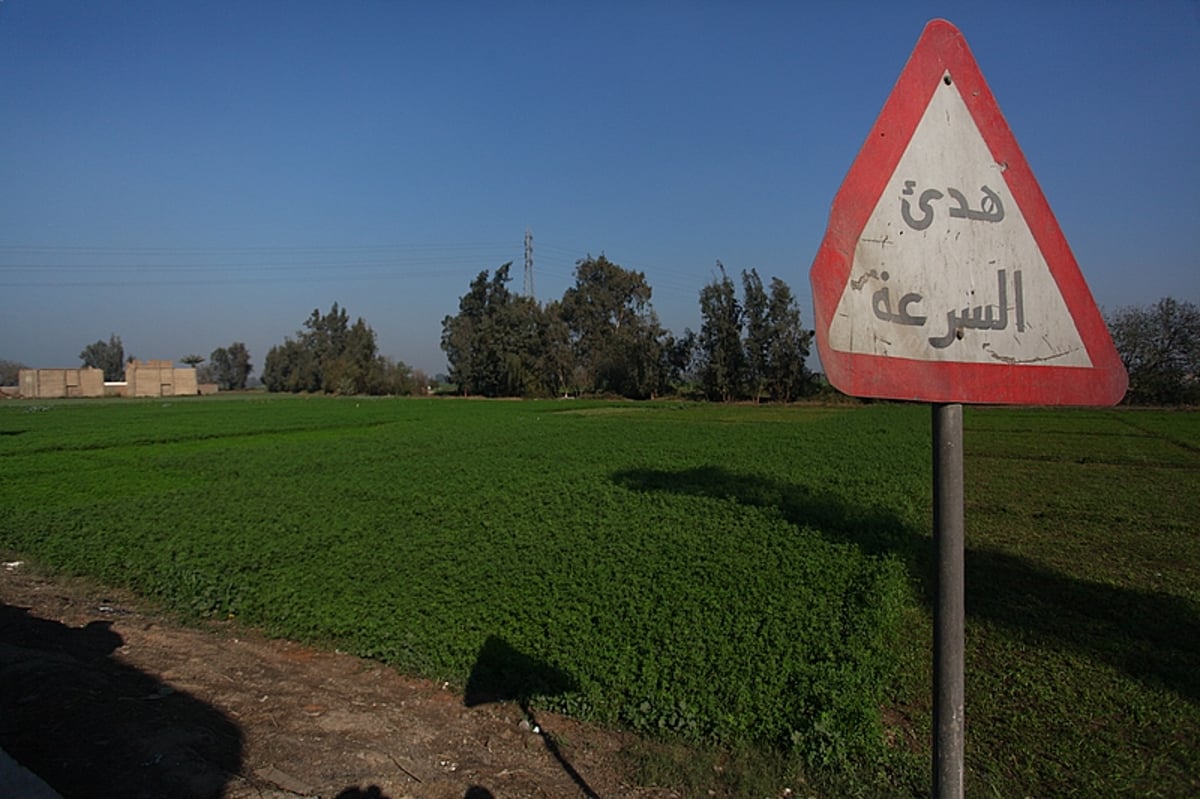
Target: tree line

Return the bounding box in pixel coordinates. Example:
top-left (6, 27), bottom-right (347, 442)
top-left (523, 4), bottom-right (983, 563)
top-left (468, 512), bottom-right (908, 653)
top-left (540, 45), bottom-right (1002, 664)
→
top-left (441, 256), bottom-right (682, 398)
top-left (440, 255), bottom-right (816, 400)
top-left (1106, 298), bottom-right (1200, 405)
top-left (3, 275), bottom-right (1195, 405)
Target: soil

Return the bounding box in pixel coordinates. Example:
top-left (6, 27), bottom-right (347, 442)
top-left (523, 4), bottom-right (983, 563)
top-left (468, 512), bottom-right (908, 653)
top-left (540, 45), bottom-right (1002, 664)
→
top-left (0, 562), bottom-right (684, 799)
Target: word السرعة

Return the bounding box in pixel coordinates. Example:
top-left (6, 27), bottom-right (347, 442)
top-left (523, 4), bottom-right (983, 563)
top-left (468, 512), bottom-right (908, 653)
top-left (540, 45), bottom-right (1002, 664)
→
top-left (870, 268), bottom-right (1026, 349)
top-left (901, 181), bottom-right (1005, 231)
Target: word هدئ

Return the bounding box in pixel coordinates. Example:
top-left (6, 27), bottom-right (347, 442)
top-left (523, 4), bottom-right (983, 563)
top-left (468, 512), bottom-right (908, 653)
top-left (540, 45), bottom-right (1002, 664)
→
top-left (900, 181), bottom-right (1005, 231)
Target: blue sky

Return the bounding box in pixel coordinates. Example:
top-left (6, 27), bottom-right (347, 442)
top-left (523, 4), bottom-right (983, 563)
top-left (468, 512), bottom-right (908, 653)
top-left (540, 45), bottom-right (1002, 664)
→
top-left (2, 1), bottom-right (1197, 378)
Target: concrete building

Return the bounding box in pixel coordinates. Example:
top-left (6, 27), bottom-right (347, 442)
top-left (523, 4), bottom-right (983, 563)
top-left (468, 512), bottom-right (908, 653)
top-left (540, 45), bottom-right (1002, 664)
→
top-left (17, 360), bottom-right (208, 399)
top-left (18, 367), bottom-right (105, 398)
top-left (122, 359), bottom-right (199, 397)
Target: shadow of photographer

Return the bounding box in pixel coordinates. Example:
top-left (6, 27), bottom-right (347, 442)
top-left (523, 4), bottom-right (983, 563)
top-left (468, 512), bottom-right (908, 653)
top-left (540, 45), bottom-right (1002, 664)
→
top-left (0, 602), bottom-right (243, 798)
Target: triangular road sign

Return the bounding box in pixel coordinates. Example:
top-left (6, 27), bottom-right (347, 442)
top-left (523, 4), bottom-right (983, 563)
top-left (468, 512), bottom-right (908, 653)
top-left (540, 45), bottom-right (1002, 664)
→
top-left (809, 19), bottom-right (1127, 405)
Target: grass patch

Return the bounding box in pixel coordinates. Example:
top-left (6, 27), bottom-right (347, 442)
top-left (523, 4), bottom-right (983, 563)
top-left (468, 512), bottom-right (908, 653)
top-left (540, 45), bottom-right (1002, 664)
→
top-left (1, 397), bottom-right (917, 776)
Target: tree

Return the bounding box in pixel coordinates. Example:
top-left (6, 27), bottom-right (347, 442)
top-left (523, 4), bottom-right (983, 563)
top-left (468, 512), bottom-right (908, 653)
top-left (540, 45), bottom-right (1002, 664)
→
top-left (763, 277), bottom-right (814, 401)
top-left (180, 354), bottom-right (205, 368)
top-left (262, 339), bottom-right (313, 393)
top-left (697, 267), bottom-right (814, 402)
top-left (698, 263), bottom-right (745, 401)
top-left (1107, 298), bottom-right (1200, 405)
top-left (557, 255), bottom-right (670, 398)
top-left (441, 270), bottom-right (488, 395)
top-left (441, 264), bottom-right (548, 397)
top-left (499, 292), bottom-right (552, 396)
top-left (79, 334), bottom-right (126, 381)
top-left (264, 304), bottom-right (390, 394)
top-left (664, 328), bottom-right (697, 392)
top-left (742, 269), bottom-right (770, 403)
top-left (324, 319), bottom-right (382, 395)
top-left (205, 343), bottom-right (253, 391)
top-left (0, 359), bottom-right (27, 387)
top-left (538, 301), bottom-right (576, 396)
top-left (303, 303), bottom-right (351, 389)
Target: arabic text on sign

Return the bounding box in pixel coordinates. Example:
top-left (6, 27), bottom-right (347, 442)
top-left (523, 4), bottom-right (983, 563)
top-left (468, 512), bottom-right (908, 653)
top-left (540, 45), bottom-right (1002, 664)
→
top-left (900, 181), bottom-right (1005, 231)
top-left (869, 269), bottom-right (1025, 349)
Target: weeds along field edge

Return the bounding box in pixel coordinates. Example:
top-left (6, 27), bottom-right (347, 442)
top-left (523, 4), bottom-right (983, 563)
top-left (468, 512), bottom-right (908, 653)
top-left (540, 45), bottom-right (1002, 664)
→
top-left (2, 397), bottom-right (1198, 797)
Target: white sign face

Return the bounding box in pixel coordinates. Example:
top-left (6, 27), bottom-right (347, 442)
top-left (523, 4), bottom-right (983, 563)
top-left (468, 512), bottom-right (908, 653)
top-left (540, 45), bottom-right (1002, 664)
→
top-left (827, 73), bottom-right (1092, 367)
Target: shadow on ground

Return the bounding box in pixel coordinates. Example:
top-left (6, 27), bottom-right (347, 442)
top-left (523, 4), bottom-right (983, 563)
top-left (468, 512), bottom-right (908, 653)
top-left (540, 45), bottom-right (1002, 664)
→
top-left (465, 634), bottom-right (600, 798)
top-left (334, 786), bottom-right (391, 799)
top-left (0, 602), bottom-right (243, 798)
top-left (335, 785), bottom-right (495, 799)
top-left (613, 464), bottom-right (1200, 704)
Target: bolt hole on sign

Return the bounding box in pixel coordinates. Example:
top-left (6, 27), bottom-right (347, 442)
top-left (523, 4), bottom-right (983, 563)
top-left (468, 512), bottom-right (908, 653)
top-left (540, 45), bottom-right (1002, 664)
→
top-left (809, 19), bottom-right (1126, 406)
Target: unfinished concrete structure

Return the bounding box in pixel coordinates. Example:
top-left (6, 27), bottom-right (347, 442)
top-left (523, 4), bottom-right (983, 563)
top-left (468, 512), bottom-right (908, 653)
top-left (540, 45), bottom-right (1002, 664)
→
top-left (18, 368), bottom-right (105, 398)
top-left (17, 360), bottom-right (204, 399)
top-left (122, 359), bottom-right (199, 397)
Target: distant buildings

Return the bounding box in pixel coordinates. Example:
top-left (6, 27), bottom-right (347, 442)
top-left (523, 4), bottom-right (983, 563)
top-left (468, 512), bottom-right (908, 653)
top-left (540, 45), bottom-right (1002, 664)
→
top-left (15, 360), bottom-right (217, 399)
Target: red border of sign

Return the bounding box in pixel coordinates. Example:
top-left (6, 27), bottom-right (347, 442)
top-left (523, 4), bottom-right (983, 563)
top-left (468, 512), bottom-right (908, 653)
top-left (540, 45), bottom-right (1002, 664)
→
top-left (809, 19), bottom-right (1127, 405)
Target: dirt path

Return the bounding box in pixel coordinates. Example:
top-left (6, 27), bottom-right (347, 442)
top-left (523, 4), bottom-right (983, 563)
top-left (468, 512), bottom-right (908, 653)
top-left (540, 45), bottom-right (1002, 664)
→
top-left (0, 563), bottom-right (681, 799)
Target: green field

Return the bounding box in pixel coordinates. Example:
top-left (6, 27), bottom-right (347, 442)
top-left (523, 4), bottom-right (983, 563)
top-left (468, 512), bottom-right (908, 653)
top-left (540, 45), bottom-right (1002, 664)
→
top-left (1, 397), bottom-right (1197, 797)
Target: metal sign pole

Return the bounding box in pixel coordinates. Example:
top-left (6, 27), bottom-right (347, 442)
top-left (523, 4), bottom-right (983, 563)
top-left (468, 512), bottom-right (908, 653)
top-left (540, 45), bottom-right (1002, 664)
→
top-left (932, 402), bottom-right (965, 799)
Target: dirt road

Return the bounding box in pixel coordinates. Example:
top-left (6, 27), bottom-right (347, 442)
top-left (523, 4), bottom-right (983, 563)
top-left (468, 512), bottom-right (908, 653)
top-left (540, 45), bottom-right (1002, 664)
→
top-left (0, 563), bottom-right (681, 799)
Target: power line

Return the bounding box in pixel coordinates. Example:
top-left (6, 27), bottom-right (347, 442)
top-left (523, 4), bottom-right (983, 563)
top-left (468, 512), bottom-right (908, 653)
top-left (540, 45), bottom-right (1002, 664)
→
top-left (0, 241), bottom-right (515, 255)
top-left (0, 235), bottom-right (739, 302)
top-left (0, 270), bottom-right (459, 289)
top-left (0, 239), bottom-right (527, 288)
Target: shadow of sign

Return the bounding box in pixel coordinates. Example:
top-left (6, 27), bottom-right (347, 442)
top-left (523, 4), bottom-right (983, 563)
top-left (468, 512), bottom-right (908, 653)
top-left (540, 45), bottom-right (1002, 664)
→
top-left (464, 635), bottom-right (599, 799)
top-left (463, 787), bottom-right (496, 799)
top-left (613, 464), bottom-right (916, 560)
top-left (0, 603), bottom-right (244, 798)
top-left (464, 635), bottom-right (577, 708)
top-left (612, 464), bottom-right (1200, 706)
top-left (334, 786), bottom-right (391, 799)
